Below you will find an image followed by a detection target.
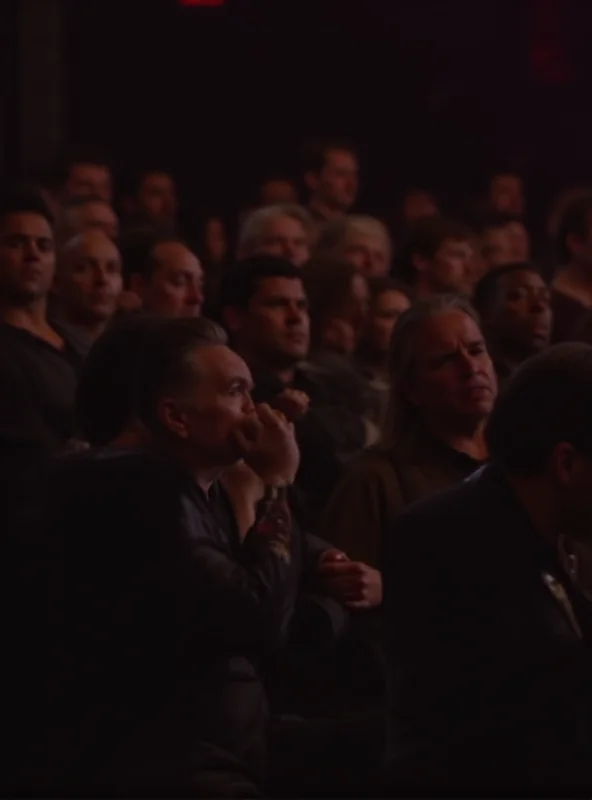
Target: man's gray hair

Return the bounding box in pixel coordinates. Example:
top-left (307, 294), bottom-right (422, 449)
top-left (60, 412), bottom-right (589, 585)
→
top-left (238, 204), bottom-right (313, 257)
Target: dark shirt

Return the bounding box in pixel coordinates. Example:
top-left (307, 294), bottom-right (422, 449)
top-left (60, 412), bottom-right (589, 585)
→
top-left (251, 365), bottom-right (367, 528)
top-left (322, 425), bottom-right (482, 567)
top-left (383, 464), bottom-right (592, 792)
top-left (551, 288), bottom-right (588, 343)
top-left (8, 448), bottom-right (335, 794)
top-left (0, 322), bottom-right (81, 493)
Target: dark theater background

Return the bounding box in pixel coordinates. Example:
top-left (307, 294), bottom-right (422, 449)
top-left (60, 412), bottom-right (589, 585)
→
top-left (2, 0), bottom-right (592, 224)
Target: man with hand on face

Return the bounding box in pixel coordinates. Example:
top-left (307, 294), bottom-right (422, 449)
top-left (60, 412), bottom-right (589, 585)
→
top-left (22, 318), bottom-right (380, 797)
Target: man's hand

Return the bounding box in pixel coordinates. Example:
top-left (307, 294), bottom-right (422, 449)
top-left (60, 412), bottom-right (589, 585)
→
top-left (318, 549), bottom-right (383, 610)
top-left (273, 388), bottom-right (310, 423)
top-left (233, 403), bottom-right (300, 486)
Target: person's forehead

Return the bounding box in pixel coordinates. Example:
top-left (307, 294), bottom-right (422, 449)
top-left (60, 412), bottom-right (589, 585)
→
top-left (439, 236), bottom-right (472, 251)
top-left (192, 344), bottom-right (251, 379)
top-left (325, 149), bottom-right (357, 168)
top-left (419, 310), bottom-right (480, 342)
top-left (77, 231), bottom-right (119, 259)
top-left (71, 162), bottom-right (110, 178)
top-left (254, 275), bottom-right (305, 299)
top-left (82, 201), bottom-right (115, 219)
top-left (500, 269), bottom-right (545, 291)
top-left (267, 215), bottom-right (303, 233)
top-left (0, 211), bottom-right (52, 236)
top-left (143, 172), bottom-right (174, 190)
top-left (154, 241), bottom-right (201, 270)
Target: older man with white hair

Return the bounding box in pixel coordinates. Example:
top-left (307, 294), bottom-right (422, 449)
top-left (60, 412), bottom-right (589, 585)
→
top-left (238, 204), bottom-right (312, 267)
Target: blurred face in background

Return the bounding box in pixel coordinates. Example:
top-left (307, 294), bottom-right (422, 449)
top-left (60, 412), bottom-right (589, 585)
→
top-left (260, 179), bottom-right (298, 206)
top-left (131, 241), bottom-right (204, 318)
top-left (203, 217), bottom-right (228, 265)
top-left (320, 272), bottom-right (370, 357)
top-left (135, 172), bottom-right (178, 228)
top-left (61, 200), bottom-right (119, 242)
top-left (365, 288), bottom-right (411, 357)
top-left (253, 214), bottom-right (310, 268)
top-left (402, 190), bottom-right (439, 224)
top-left (57, 230), bottom-right (122, 328)
top-left (489, 174), bottom-right (524, 217)
top-left (343, 230), bottom-right (391, 278)
top-left (307, 148), bottom-right (359, 213)
top-left (64, 162), bottom-right (113, 204)
top-left (415, 237), bottom-right (476, 295)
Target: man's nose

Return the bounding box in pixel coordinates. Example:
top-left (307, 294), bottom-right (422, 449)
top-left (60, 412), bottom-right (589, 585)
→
top-left (186, 282), bottom-right (203, 307)
top-left (24, 239), bottom-right (41, 261)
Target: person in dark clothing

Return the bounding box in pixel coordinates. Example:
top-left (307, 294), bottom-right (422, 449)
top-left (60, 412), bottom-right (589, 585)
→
top-left (384, 343), bottom-right (592, 793)
top-left (219, 256), bottom-right (373, 527)
top-left (0, 191), bottom-right (82, 498)
top-left (13, 318), bottom-right (308, 796)
top-left (551, 195), bottom-right (592, 341)
top-left (473, 262), bottom-right (552, 388)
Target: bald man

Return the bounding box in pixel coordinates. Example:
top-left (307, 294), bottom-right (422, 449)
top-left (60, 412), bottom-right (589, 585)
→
top-left (53, 230), bottom-right (123, 356)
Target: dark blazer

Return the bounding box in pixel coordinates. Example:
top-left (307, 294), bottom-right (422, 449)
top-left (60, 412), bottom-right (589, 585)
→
top-left (383, 464), bottom-right (592, 794)
top-left (6, 448), bottom-right (341, 795)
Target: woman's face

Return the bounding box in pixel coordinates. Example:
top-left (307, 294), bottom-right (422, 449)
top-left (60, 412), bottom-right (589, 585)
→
top-left (367, 289), bottom-right (411, 355)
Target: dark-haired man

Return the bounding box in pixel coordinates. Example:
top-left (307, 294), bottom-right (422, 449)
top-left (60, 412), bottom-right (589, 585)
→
top-left (122, 168), bottom-right (178, 234)
top-left (384, 343), bottom-right (592, 792)
top-left (122, 234), bottom-right (204, 318)
top-left (56, 195), bottom-right (119, 243)
top-left (55, 149), bottom-right (113, 204)
top-left (220, 256), bottom-right (372, 526)
top-left (397, 216), bottom-right (477, 298)
top-left (478, 212), bottom-right (530, 271)
top-left (0, 193), bottom-right (81, 488)
top-left (303, 140), bottom-right (359, 225)
top-left (474, 262), bottom-right (552, 386)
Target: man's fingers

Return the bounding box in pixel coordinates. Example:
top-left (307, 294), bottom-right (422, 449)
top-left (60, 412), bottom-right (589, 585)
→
top-left (345, 599), bottom-right (372, 611)
top-left (318, 560), bottom-right (365, 577)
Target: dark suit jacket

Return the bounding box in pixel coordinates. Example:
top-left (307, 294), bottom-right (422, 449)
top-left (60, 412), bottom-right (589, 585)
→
top-left (383, 464), bottom-right (592, 793)
top-left (7, 448), bottom-right (341, 795)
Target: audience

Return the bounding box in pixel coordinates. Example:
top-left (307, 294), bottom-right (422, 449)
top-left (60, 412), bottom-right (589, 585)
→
top-left (384, 344), bottom-right (592, 792)
top-left (474, 262), bottom-right (552, 387)
top-left (238, 205), bottom-right (312, 267)
top-left (4, 124), bottom-right (592, 797)
top-left (315, 214), bottom-right (392, 278)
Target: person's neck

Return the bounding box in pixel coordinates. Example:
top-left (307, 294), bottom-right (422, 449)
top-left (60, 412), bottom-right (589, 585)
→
top-left (425, 416), bottom-right (489, 461)
top-left (63, 311), bottom-right (108, 342)
top-left (505, 472), bottom-right (559, 551)
top-left (308, 197), bottom-right (346, 223)
top-left (235, 346), bottom-right (297, 386)
top-left (0, 299), bottom-right (49, 334)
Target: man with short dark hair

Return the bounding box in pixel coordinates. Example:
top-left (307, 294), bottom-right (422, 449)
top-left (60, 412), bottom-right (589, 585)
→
top-left (219, 255), bottom-right (371, 526)
top-left (384, 343), bottom-right (592, 792)
top-left (0, 191), bottom-right (82, 488)
top-left (122, 233), bottom-right (204, 318)
top-left (396, 215), bottom-right (477, 297)
top-left (478, 212), bottom-right (530, 270)
top-left (54, 148), bottom-right (113, 204)
top-left (121, 167), bottom-right (178, 233)
top-left (303, 139), bottom-right (359, 225)
top-left (474, 262), bottom-right (552, 385)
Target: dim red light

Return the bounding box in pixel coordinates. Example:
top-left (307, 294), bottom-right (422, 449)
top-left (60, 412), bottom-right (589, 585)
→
top-left (180, 0), bottom-right (225, 6)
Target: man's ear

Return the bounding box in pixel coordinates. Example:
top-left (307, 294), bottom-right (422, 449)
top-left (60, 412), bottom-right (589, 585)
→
top-left (222, 305), bottom-right (246, 335)
top-left (156, 397), bottom-right (190, 439)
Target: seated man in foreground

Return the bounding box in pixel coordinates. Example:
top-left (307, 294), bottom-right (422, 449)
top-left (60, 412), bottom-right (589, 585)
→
top-left (384, 343), bottom-right (592, 793)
